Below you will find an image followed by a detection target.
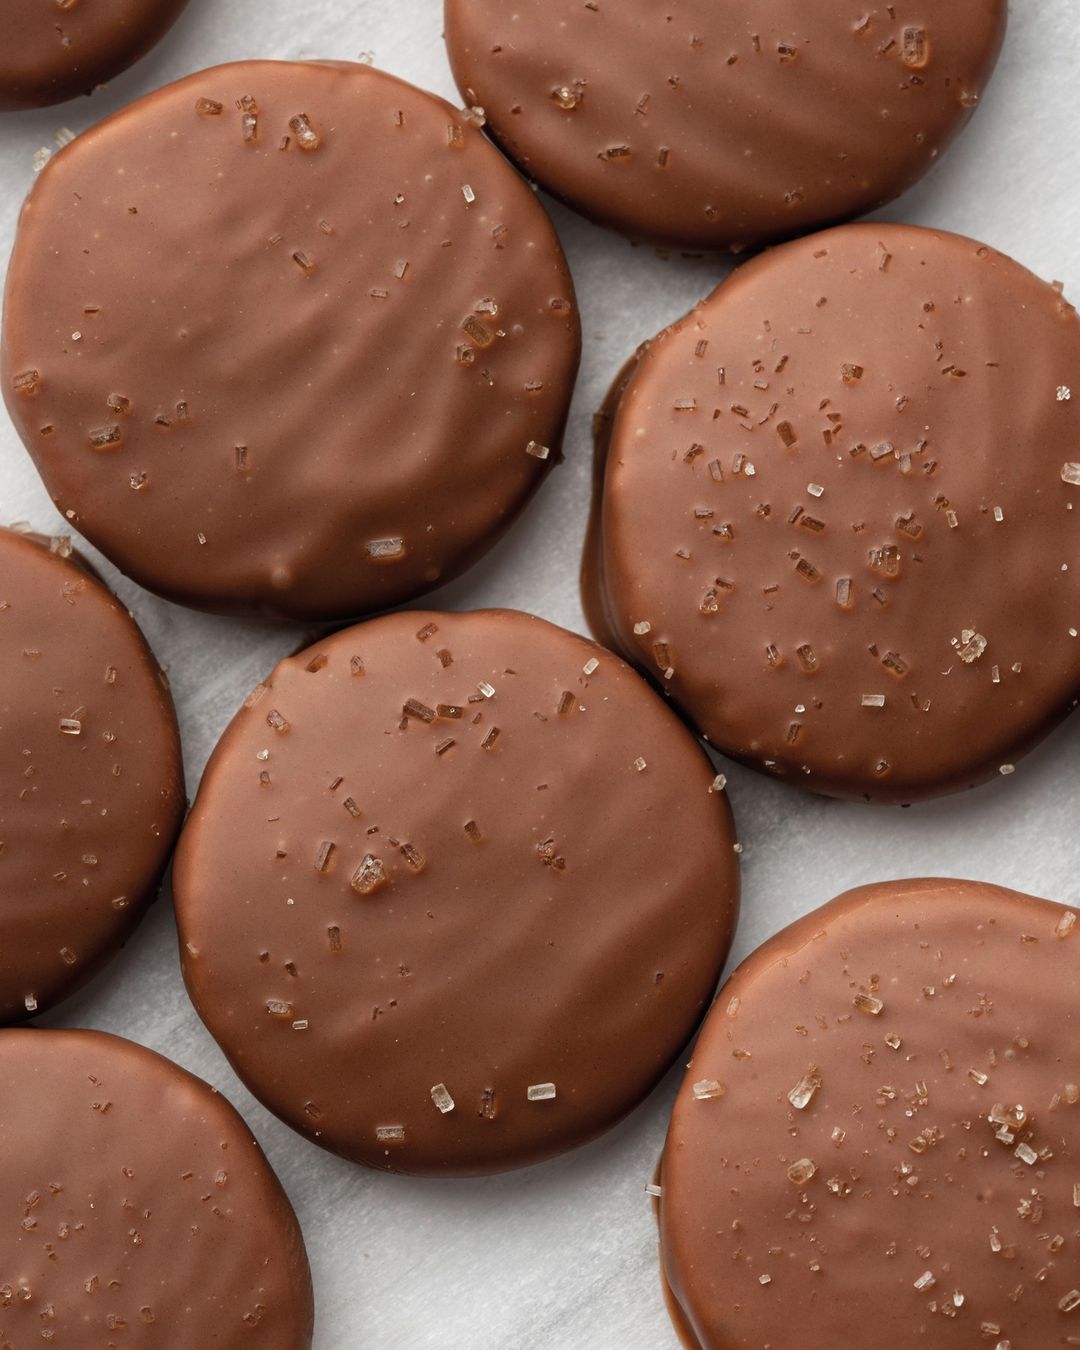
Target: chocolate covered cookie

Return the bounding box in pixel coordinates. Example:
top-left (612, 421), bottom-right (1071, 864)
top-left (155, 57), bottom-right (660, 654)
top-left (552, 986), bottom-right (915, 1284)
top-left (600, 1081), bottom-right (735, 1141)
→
top-left (174, 609), bottom-right (739, 1175)
top-left (2, 61), bottom-right (580, 621)
top-left (444, 0), bottom-right (1006, 251)
top-left (660, 878), bottom-right (1080, 1350)
top-left (0, 1028), bottom-right (313, 1347)
top-left (0, 527), bottom-right (184, 1023)
top-left (585, 224), bottom-right (1080, 803)
top-left (0, 0), bottom-right (189, 112)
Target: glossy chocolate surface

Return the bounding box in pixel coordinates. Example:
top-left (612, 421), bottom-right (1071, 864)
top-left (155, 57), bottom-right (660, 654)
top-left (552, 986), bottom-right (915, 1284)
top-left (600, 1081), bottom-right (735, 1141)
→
top-left (0, 0), bottom-right (189, 111)
top-left (0, 1028), bottom-right (313, 1347)
top-left (174, 608), bottom-right (739, 1175)
top-left (586, 224), bottom-right (1080, 802)
top-left (2, 61), bottom-right (580, 620)
top-left (0, 527), bottom-right (184, 1022)
top-left (446, 0), bottom-right (1006, 250)
top-left (661, 877), bottom-right (1080, 1349)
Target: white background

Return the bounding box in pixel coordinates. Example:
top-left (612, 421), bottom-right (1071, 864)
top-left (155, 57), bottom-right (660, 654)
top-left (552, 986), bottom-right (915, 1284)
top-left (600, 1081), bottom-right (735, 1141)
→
top-left (2, 3), bottom-right (1078, 1346)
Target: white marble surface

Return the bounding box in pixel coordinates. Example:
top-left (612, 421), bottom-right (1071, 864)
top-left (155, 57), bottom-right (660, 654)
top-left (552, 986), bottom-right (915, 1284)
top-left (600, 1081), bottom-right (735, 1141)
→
top-left (2, 3), bottom-right (1078, 1346)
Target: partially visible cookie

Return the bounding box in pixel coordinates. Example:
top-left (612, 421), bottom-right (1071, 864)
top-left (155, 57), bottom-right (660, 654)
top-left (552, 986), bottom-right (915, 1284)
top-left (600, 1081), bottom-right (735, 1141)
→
top-left (0, 1028), bottom-right (313, 1348)
top-left (0, 527), bottom-right (184, 1022)
top-left (0, 0), bottom-right (190, 111)
top-left (445, 0), bottom-right (1006, 250)
top-left (660, 878), bottom-right (1080, 1349)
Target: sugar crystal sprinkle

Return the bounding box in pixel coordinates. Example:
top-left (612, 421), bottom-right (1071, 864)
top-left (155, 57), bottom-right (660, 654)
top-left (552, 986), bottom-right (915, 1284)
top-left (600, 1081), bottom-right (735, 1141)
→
top-left (527, 1083), bottom-right (557, 1102)
top-left (788, 1065), bottom-right (822, 1111)
top-left (350, 854), bottom-right (387, 896)
top-left (952, 630), bottom-right (988, 663)
top-left (787, 1157), bottom-right (817, 1186)
top-left (526, 440), bottom-right (551, 460)
top-left (375, 1126), bottom-right (405, 1143)
top-left (367, 537), bottom-right (405, 561)
top-left (692, 1079), bottom-right (725, 1101)
top-left (89, 425), bottom-right (122, 451)
top-left (430, 1083), bottom-right (455, 1114)
top-left (288, 113), bottom-right (320, 150)
top-left (853, 991), bottom-right (884, 1015)
top-left (1056, 910), bottom-right (1077, 939)
top-left (1062, 463), bottom-right (1080, 487)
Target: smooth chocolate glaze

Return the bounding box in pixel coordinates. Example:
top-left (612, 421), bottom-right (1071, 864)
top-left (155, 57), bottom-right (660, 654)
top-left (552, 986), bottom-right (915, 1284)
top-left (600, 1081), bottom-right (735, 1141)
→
top-left (0, 527), bottom-right (184, 1023)
top-left (584, 224), bottom-right (1080, 802)
top-left (660, 877), bottom-right (1080, 1349)
top-left (0, 0), bottom-right (189, 111)
top-left (2, 61), bottom-right (581, 620)
top-left (174, 609), bottom-right (740, 1176)
top-left (0, 1028), bottom-right (313, 1347)
top-left (445, 0), bottom-right (1006, 251)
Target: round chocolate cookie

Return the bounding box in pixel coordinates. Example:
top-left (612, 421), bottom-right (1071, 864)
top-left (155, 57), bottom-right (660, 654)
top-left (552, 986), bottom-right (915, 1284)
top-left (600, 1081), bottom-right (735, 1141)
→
top-left (444, 0), bottom-right (1006, 252)
top-left (1, 62), bottom-right (580, 621)
top-left (660, 878), bottom-right (1080, 1349)
top-left (585, 223), bottom-right (1080, 803)
top-left (0, 527), bottom-right (184, 1023)
top-left (0, 1028), bottom-right (313, 1347)
top-left (0, 0), bottom-right (189, 112)
top-left (173, 609), bottom-right (740, 1176)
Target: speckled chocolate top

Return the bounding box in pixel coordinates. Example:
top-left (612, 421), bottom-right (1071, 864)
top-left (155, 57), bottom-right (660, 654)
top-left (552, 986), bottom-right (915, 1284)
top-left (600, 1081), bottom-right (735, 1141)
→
top-left (660, 877), bottom-right (1080, 1349)
top-left (2, 61), bottom-right (580, 620)
top-left (173, 608), bottom-right (739, 1176)
top-left (585, 224), bottom-right (1080, 803)
top-left (0, 527), bottom-right (184, 1023)
top-left (0, 0), bottom-right (189, 111)
top-left (445, 0), bottom-right (1006, 251)
top-left (0, 1028), bottom-right (313, 1348)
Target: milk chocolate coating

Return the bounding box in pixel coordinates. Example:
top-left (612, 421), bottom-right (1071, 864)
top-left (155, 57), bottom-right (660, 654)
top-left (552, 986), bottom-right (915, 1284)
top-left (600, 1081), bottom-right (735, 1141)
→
top-left (0, 0), bottom-right (189, 112)
top-left (0, 528), bottom-right (184, 1023)
top-left (584, 223), bottom-right (1080, 803)
top-left (173, 609), bottom-right (739, 1176)
top-left (660, 878), bottom-right (1080, 1349)
top-left (0, 1028), bottom-right (313, 1347)
top-left (1, 61), bottom-right (581, 621)
top-left (444, 0), bottom-right (1006, 252)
